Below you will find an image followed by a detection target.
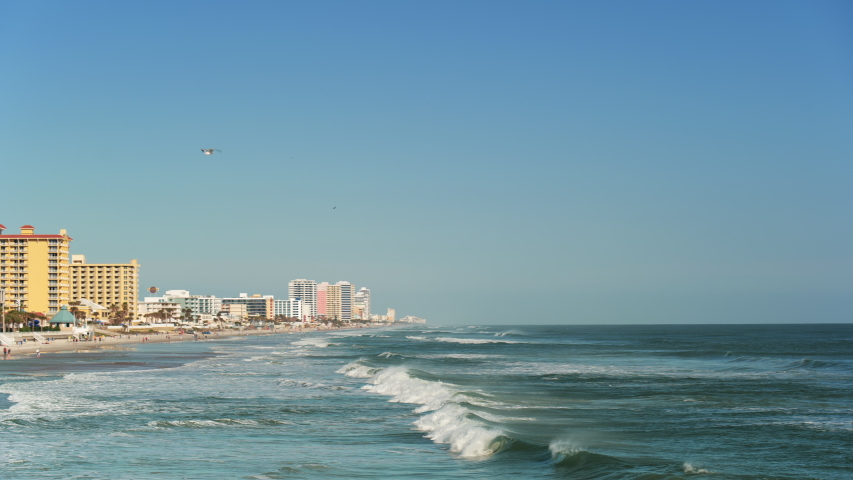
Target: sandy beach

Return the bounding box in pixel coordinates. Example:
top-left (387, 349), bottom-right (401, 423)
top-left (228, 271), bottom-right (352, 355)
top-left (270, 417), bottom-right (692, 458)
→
top-left (0, 327), bottom-right (319, 358)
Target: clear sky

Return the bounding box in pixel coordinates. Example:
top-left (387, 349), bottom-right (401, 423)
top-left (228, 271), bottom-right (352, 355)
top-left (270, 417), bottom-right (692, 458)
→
top-left (2, 1), bottom-right (851, 325)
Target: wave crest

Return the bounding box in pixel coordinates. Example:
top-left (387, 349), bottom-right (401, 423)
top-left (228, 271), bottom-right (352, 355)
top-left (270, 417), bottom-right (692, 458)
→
top-left (291, 338), bottom-right (331, 348)
top-left (336, 361), bottom-right (381, 378)
top-left (683, 462), bottom-right (713, 474)
top-left (413, 403), bottom-right (507, 457)
top-left (363, 366), bottom-right (454, 412)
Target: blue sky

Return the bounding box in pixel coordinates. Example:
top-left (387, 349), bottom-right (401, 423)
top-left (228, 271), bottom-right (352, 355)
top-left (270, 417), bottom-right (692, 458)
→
top-left (2, 1), bottom-right (851, 324)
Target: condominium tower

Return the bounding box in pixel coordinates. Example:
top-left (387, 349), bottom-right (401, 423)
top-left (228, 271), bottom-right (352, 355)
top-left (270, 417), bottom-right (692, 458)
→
top-left (354, 287), bottom-right (371, 320)
top-left (0, 225), bottom-right (72, 315)
top-left (288, 279), bottom-right (317, 320)
top-left (70, 255), bottom-right (140, 320)
top-left (325, 281), bottom-right (354, 321)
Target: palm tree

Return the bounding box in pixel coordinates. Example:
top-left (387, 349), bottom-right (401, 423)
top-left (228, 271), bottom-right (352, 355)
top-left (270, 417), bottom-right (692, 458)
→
top-left (180, 308), bottom-right (194, 324)
top-left (156, 308), bottom-right (173, 323)
top-left (106, 302), bottom-right (131, 325)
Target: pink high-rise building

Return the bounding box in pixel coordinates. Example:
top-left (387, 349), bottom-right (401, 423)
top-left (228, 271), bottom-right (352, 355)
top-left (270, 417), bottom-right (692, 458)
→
top-left (316, 282), bottom-right (329, 316)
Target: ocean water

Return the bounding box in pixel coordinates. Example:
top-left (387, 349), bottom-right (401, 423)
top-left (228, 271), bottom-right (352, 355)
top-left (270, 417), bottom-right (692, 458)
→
top-left (0, 324), bottom-right (850, 479)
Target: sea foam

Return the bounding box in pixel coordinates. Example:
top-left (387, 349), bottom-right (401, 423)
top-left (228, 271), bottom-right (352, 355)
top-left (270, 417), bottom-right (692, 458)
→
top-left (363, 366), bottom-right (455, 412)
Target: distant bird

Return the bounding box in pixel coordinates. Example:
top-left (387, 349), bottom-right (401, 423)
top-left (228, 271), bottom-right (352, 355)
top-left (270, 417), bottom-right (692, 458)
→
top-left (333, 206), bottom-right (336, 209)
top-left (201, 149), bottom-right (222, 155)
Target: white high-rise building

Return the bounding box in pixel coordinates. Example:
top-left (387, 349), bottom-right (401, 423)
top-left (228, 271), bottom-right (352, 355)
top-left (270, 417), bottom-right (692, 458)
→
top-left (354, 287), bottom-right (370, 320)
top-left (337, 281), bottom-right (354, 321)
top-left (288, 279), bottom-right (316, 320)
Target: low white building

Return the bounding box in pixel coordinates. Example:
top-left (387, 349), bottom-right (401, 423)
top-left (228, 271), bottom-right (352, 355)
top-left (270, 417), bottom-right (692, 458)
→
top-left (138, 301), bottom-right (180, 321)
top-left (274, 298), bottom-right (303, 320)
top-left (152, 290), bottom-right (223, 317)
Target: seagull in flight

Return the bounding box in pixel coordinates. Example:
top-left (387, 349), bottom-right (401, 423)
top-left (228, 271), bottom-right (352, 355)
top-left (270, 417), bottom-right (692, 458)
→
top-left (201, 149), bottom-right (222, 155)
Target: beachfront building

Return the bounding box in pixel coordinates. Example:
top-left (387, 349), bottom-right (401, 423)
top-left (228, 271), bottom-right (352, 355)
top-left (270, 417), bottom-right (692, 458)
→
top-left (0, 224), bottom-right (72, 316)
top-left (138, 300), bottom-right (180, 322)
top-left (315, 282), bottom-right (328, 317)
top-left (221, 303), bottom-right (247, 321)
top-left (70, 255), bottom-right (140, 322)
top-left (288, 279), bottom-right (317, 320)
top-left (324, 281), bottom-right (355, 321)
top-left (273, 298), bottom-right (303, 320)
top-left (221, 293), bottom-right (274, 319)
top-left (387, 308), bottom-right (396, 323)
top-left (338, 282), bottom-right (354, 321)
top-left (325, 284), bottom-right (340, 320)
top-left (353, 287), bottom-right (371, 320)
top-left (160, 290), bottom-right (222, 317)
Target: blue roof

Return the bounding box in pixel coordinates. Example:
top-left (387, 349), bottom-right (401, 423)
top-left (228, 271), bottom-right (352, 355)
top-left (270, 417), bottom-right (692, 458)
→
top-left (50, 305), bottom-right (77, 324)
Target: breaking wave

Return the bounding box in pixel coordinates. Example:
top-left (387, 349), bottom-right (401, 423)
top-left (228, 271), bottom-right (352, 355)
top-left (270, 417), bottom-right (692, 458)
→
top-left (413, 403), bottom-right (508, 457)
top-left (336, 361), bottom-right (381, 379)
top-left (683, 462), bottom-right (713, 474)
top-left (291, 338), bottom-right (331, 348)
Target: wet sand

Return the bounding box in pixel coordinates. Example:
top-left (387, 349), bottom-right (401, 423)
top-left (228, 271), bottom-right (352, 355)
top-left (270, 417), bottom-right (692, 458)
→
top-left (0, 327), bottom-right (322, 358)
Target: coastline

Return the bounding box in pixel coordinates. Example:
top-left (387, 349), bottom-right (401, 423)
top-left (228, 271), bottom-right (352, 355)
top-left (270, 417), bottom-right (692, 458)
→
top-left (0, 327), bottom-right (324, 359)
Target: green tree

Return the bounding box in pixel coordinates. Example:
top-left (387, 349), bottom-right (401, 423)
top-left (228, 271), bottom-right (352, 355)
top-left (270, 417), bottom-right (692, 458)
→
top-left (4, 310), bottom-right (47, 331)
top-left (68, 301), bottom-right (85, 322)
top-left (180, 308), bottom-right (195, 324)
top-left (107, 302), bottom-right (131, 325)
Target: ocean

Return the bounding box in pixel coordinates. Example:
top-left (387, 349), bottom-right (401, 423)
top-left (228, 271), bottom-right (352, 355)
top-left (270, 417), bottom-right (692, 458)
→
top-left (0, 324), bottom-right (850, 479)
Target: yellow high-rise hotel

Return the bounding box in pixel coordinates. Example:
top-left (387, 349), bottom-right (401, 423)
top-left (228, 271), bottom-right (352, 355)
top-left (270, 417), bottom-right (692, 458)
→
top-left (70, 255), bottom-right (139, 318)
top-left (0, 224), bottom-right (139, 319)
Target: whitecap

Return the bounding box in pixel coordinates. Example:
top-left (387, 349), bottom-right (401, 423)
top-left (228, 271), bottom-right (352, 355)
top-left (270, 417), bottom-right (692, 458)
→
top-left (549, 438), bottom-right (586, 458)
top-left (413, 403), bottom-right (505, 457)
top-left (683, 462), bottom-right (713, 474)
top-left (336, 362), bottom-right (381, 378)
top-left (363, 366), bottom-right (455, 413)
top-left (291, 338), bottom-right (330, 348)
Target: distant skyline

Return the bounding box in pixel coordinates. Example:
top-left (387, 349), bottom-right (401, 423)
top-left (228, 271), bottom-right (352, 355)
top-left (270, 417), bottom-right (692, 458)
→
top-left (2, 1), bottom-right (851, 324)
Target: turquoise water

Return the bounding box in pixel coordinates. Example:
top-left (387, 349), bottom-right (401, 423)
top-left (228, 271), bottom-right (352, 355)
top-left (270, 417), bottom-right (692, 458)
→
top-left (0, 324), bottom-right (850, 479)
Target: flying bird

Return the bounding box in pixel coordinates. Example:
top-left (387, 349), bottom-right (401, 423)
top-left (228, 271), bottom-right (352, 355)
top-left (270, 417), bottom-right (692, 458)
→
top-left (201, 149), bottom-right (222, 155)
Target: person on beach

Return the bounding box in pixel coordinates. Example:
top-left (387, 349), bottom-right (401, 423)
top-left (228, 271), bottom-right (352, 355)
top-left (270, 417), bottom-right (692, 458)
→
top-left (36, 348), bottom-right (40, 357)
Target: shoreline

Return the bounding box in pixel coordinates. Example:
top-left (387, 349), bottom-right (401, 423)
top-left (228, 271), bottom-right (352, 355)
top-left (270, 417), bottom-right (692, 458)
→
top-left (0, 327), bottom-right (326, 359)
